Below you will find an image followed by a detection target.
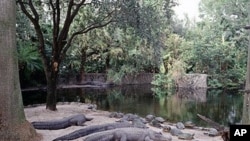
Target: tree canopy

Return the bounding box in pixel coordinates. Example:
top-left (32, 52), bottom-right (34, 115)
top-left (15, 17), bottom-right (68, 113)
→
top-left (16, 0), bottom-right (250, 111)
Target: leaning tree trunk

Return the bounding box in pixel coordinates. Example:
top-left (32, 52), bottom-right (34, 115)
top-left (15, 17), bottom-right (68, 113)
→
top-left (0, 0), bottom-right (40, 140)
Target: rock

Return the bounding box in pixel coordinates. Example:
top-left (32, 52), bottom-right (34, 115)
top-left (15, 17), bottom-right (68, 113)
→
top-left (150, 119), bottom-right (162, 128)
top-left (178, 133), bottom-right (194, 140)
top-left (208, 128), bottom-right (219, 136)
top-left (109, 112), bottom-right (124, 118)
top-left (155, 117), bottom-right (165, 123)
top-left (204, 128), bottom-right (219, 137)
top-left (87, 104), bottom-right (97, 111)
top-left (145, 114), bottom-right (155, 122)
top-left (184, 121), bottom-right (195, 129)
top-left (132, 118), bottom-right (147, 128)
top-left (122, 113), bottom-right (139, 121)
top-left (169, 127), bottom-right (183, 136)
top-left (147, 115), bottom-right (165, 128)
top-left (162, 125), bottom-right (171, 132)
top-left (176, 122), bottom-right (185, 129)
top-left (139, 117), bottom-right (148, 124)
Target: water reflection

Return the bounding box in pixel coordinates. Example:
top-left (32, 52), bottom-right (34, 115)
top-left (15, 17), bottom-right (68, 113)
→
top-left (176, 88), bottom-right (207, 102)
top-left (22, 85), bottom-right (243, 126)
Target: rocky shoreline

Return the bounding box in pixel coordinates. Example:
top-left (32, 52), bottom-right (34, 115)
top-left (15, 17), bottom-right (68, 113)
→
top-left (24, 102), bottom-right (224, 141)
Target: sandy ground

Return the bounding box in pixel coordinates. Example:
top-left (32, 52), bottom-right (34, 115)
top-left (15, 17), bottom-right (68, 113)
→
top-left (24, 102), bottom-right (223, 141)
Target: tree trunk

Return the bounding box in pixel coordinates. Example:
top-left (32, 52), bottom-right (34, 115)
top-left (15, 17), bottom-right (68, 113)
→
top-left (45, 71), bottom-right (58, 110)
top-left (242, 94), bottom-right (250, 124)
top-left (242, 2), bottom-right (250, 124)
top-left (44, 61), bottom-right (60, 111)
top-left (0, 0), bottom-right (40, 140)
top-left (245, 33), bottom-right (250, 91)
top-left (243, 34), bottom-right (250, 123)
top-left (17, 0), bottom-right (115, 111)
top-left (80, 48), bottom-right (87, 82)
top-left (243, 34), bottom-right (250, 124)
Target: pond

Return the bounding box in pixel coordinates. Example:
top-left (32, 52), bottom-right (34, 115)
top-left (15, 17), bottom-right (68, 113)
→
top-left (22, 84), bottom-right (243, 126)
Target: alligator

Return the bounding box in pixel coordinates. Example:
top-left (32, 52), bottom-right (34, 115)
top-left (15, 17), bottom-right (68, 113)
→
top-left (83, 127), bottom-right (172, 141)
top-left (31, 114), bottom-right (93, 130)
top-left (53, 121), bottom-right (138, 141)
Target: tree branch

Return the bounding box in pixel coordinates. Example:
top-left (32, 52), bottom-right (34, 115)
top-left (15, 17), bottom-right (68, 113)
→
top-left (49, 0), bottom-right (61, 60)
top-left (58, 0), bottom-right (86, 43)
top-left (49, 0), bottom-right (56, 35)
top-left (17, 0), bottom-right (50, 70)
top-left (60, 10), bottom-right (114, 61)
top-left (72, 9), bottom-right (115, 36)
top-left (56, 0), bottom-right (60, 36)
top-left (197, 114), bottom-right (224, 130)
top-left (28, 0), bottom-right (39, 20)
top-left (56, 0), bottom-right (86, 56)
top-left (17, 0), bottom-right (35, 22)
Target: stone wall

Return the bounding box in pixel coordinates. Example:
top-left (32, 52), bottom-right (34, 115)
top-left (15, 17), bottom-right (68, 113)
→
top-left (121, 73), bottom-right (154, 85)
top-left (176, 73), bottom-right (207, 88)
top-left (81, 73), bottom-right (107, 82)
top-left (60, 73), bottom-right (207, 88)
top-left (79, 73), bottom-right (154, 85)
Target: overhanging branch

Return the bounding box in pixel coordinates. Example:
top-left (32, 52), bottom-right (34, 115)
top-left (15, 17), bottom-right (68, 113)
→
top-left (17, 0), bottom-right (49, 69)
top-left (58, 0), bottom-right (86, 43)
top-left (17, 0), bottom-right (35, 22)
top-left (59, 1), bottom-right (115, 60)
top-left (28, 0), bottom-right (39, 20)
top-left (70, 9), bottom-right (115, 38)
top-left (60, 15), bottom-right (114, 61)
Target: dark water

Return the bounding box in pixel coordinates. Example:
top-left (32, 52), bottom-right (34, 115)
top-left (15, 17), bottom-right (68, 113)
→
top-left (22, 85), bottom-right (243, 126)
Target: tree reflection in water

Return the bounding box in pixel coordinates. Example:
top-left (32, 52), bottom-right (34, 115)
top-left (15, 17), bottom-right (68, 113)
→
top-left (22, 85), bottom-right (243, 126)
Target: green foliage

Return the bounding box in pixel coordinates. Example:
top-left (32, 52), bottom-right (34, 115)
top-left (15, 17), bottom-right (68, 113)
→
top-left (69, 18), bottom-right (162, 75)
top-left (150, 0), bottom-right (249, 89)
top-left (56, 0), bottom-right (178, 82)
top-left (151, 33), bottom-right (187, 89)
top-left (17, 44), bottom-right (44, 87)
top-left (17, 45), bottom-right (43, 72)
top-left (17, 0), bottom-right (249, 89)
top-left (107, 65), bottom-right (138, 83)
top-left (16, 9), bottom-right (44, 87)
top-left (151, 73), bottom-right (177, 99)
top-left (169, 0), bottom-right (249, 88)
top-left (151, 73), bottom-right (173, 87)
top-left (60, 55), bottom-right (81, 79)
top-left (208, 78), bottom-right (223, 88)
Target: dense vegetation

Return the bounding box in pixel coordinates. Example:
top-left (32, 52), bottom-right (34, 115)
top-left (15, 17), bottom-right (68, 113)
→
top-left (17, 0), bottom-right (249, 90)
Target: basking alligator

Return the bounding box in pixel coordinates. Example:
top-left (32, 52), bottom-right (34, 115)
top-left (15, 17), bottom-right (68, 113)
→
top-left (32, 114), bottom-right (93, 130)
top-left (53, 121), bottom-right (140, 141)
top-left (83, 127), bottom-right (172, 141)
